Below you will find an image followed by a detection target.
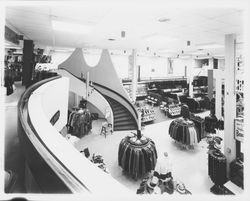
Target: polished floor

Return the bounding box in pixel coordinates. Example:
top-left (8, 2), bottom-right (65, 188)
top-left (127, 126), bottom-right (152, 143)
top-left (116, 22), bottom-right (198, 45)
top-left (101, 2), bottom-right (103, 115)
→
top-left (73, 109), bottom-right (226, 195)
top-left (4, 82), bottom-right (225, 195)
top-left (4, 82), bottom-right (26, 193)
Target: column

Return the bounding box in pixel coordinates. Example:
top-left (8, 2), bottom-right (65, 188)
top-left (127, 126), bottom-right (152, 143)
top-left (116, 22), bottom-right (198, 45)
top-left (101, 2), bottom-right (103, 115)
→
top-left (22, 40), bottom-right (34, 87)
top-left (214, 70), bottom-right (222, 119)
top-left (129, 49), bottom-right (137, 102)
top-left (224, 34), bottom-right (236, 176)
top-left (189, 76), bottom-right (193, 97)
top-left (208, 69), bottom-right (214, 100)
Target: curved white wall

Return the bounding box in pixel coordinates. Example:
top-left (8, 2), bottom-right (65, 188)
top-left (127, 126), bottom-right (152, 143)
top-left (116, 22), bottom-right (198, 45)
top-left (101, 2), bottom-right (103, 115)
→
top-left (27, 77), bottom-right (131, 194)
top-left (57, 69), bottom-right (113, 126)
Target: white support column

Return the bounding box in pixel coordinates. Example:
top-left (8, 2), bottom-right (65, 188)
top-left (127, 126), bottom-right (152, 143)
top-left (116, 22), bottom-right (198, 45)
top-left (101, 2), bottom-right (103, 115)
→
top-left (75, 94), bottom-right (79, 106)
top-left (86, 72), bottom-right (89, 102)
top-left (130, 49), bottom-right (137, 102)
top-left (189, 76), bottom-right (193, 98)
top-left (215, 70), bottom-right (222, 119)
top-left (208, 69), bottom-right (214, 100)
top-left (224, 34), bottom-right (237, 176)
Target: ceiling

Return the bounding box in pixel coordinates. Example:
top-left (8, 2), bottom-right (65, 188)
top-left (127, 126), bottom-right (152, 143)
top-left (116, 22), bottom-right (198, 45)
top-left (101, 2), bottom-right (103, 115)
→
top-left (5, 1), bottom-right (245, 57)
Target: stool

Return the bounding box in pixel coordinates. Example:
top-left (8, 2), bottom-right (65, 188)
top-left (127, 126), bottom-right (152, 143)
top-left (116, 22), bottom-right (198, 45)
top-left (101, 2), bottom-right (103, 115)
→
top-left (100, 122), bottom-right (113, 138)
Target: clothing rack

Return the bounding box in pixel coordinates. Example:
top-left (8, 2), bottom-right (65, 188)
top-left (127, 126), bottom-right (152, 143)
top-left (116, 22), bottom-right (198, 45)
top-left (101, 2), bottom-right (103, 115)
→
top-left (67, 108), bottom-right (92, 138)
top-left (118, 133), bottom-right (157, 179)
top-left (169, 118), bottom-right (200, 146)
top-left (208, 149), bottom-right (227, 191)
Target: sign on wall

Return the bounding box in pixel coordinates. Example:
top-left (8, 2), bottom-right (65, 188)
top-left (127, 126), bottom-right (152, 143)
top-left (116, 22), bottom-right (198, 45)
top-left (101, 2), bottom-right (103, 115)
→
top-left (234, 118), bottom-right (244, 143)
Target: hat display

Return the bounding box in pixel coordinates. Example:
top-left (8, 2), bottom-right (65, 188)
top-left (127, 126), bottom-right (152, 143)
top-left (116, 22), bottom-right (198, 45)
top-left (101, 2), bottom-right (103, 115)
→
top-left (148, 176), bottom-right (158, 189)
top-left (176, 183), bottom-right (186, 194)
top-left (214, 142), bottom-right (222, 150)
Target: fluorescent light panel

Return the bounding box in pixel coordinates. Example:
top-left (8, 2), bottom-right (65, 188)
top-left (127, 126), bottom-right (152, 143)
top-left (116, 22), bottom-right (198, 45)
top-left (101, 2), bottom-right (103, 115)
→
top-left (52, 20), bottom-right (92, 34)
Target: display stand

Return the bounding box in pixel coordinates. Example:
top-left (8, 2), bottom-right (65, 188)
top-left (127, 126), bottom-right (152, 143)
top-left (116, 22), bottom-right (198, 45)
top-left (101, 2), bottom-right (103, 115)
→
top-left (169, 105), bottom-right (200, 149)
top-left (208, 149), bottom-right (229, 194)
top-left (118, 130), bottom-right (157, 180)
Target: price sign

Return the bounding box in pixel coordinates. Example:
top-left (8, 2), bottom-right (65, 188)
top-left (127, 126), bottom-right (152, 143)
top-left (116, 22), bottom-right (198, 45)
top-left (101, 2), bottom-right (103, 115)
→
top-left (235, 118), bottom-right (244, 142)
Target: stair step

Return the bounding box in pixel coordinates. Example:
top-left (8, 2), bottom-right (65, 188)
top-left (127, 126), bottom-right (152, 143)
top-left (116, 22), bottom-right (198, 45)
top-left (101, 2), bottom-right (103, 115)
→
top-left (104, 95), bottom-right (138, 131)
top-left (114, 121), bottom-right (136, 127)
top-left (113, 110), bottom-right (128, 115)
top-left (114, 116), bottom-right (133, 123)
top-left (112, 105), bottom-right (123, 110)
top-left (114, 125), bottom-right (137, 131)
top-left (114, 112), bottom-right (130, 119)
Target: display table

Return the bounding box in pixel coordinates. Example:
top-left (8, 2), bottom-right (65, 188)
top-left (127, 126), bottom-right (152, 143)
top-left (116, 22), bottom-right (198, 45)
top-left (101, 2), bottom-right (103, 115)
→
top-left (169, 118), bottom-right (200, 146)
top-left (167, 103), bottom-right (181, 118)
top-left (118, 133), bottom-right (157, 179)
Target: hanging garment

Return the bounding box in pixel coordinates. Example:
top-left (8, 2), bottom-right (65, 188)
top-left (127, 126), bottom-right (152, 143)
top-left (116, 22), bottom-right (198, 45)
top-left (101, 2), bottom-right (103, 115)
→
top-left (118, 135), bottom-right (157, 179)
top-left (208, 150), bottom-right (227, 186)
top-left (169, 118), bottom-right (200, 146)
top-left (189, 113), bottom-right (205, 140)
top-left (204, 114), bottom-right (218, 134)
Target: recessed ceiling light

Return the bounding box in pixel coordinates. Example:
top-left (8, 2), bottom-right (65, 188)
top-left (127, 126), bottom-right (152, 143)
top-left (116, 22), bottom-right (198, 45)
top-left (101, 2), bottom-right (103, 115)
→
top-left (158, 17), bottom-right (171, 22)
top-left (52, 20), bottom-right (92, 34)
top-left (108, 38), bottom-right (116, 41)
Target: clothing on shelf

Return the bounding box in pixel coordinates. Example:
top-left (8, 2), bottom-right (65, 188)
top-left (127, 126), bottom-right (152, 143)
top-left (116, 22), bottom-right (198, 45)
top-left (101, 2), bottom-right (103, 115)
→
top-left (167, 103), bottom-right (181, 118)
top-left (118, 134), bottom-right (158, 179)
top-left (208, 149), bottom-right (227, 186)
top-left (169, 118), bottom-right (200, 146)
top-left (67, 108), bottom-right (92, 137)
top-left (137, 106), bottom-right (156, 123)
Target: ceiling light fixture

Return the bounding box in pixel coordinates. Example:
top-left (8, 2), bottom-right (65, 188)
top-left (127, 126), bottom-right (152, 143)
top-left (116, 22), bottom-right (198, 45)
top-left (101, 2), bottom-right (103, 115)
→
top-left (108, 38), bottom-right (116, 41)
top-left (52, 20), bottom-right (92, 34)
top-left (158, 17), bottom-right (171, 22)
top-left (121, 31), bottom-right (126, 38)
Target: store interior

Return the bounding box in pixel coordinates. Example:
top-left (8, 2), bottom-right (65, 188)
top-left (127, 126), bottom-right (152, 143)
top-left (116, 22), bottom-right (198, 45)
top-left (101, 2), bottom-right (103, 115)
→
top-left (1, 1), bottom-right (248, 198)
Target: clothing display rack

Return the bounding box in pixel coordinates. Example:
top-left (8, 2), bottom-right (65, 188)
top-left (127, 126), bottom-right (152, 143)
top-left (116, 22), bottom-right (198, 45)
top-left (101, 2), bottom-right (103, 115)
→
top-left (190, 113), bottom-right (206, 139)
top-left (169, 105), bottom-right (200, 148)
top-left (67, 108), bottom-right (92, 138)
top-left (169, 118), bottom-right (200, 146)
top-left (208, 149), bottom-right (228, 194)
top-left (118, 131), bottom-right (157, 179)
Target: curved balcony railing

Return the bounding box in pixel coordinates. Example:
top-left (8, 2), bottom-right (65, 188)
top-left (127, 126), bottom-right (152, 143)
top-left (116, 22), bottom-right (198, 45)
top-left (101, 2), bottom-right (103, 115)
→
top-left (17, 76), bottom-right (131, 194)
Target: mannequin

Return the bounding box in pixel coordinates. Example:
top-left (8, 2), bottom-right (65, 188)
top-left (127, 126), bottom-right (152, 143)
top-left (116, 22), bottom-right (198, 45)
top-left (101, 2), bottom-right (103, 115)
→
top-left (147, 152), bottom-right (174, 194)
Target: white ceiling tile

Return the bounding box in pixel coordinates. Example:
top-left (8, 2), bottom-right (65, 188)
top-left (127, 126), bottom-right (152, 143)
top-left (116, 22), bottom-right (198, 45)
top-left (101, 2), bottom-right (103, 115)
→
top-left (5, 6), bottom-right (245, 51)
